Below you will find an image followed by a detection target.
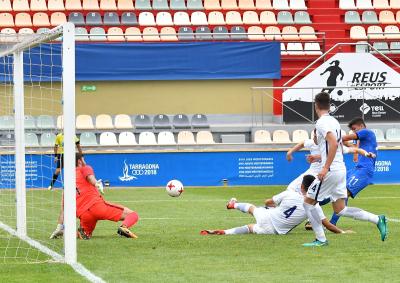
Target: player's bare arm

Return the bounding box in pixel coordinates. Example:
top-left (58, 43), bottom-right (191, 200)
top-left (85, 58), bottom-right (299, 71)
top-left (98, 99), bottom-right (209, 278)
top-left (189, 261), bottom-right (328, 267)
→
top-left (264, 198), bottom-right (276, 208)
top-left (342, 133), bottom-right (358, 142)
top-left (286, 141), bottom-right (305, 162)
top-left (322, 218), bottom-right (354, 234)
top-left (306, 154), bottom-right (321, 163)
top-left (318, 132), bottom-right (337, 181)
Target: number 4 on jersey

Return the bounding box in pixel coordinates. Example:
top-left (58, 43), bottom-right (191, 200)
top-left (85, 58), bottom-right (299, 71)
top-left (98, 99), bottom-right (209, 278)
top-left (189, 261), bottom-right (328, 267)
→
top-left (283, 206), bottom-right (297, 218)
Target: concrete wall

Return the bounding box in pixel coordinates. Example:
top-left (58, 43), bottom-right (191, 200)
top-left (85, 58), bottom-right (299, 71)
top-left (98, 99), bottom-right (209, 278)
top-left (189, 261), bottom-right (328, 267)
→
top-left (0, 80), bottom-right (273, 116)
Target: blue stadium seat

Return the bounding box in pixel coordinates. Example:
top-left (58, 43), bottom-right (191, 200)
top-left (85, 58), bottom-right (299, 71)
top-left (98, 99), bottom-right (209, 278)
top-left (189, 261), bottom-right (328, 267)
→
top-left (134, 114), bottom-right (152, 129)
top-left (86, 12), bottom-right (103, 26)
top-left (68, 12), bottom-right (85, 26)
top-left (121, 12), bottom-right (138, 26)
top-left (191, 114), bottom-right (209, 128)
top-left (103, 12), bottom-right (120, 26)
top-left (178, 27), bottom-right (194, 40)
top-left (153, 114), bottom-right (171, 129)
top-left (172, 114), bottom-right (191, 129)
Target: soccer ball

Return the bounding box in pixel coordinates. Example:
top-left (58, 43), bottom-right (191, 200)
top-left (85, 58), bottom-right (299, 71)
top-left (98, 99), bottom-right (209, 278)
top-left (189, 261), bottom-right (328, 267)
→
top-left (166, 180), bottom-right (184, 197)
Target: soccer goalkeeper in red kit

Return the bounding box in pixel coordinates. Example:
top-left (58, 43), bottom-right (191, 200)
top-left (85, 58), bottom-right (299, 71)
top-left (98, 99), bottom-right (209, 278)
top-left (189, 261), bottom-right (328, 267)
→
top-left (75, 153), bottom-right (139, 239)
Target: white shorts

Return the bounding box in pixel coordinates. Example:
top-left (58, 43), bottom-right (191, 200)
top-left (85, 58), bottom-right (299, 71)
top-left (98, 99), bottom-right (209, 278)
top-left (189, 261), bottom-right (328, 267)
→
top-left (306, 170), bottom-right (347, 202)
top-left (252, 207), bottom-right (278, 235)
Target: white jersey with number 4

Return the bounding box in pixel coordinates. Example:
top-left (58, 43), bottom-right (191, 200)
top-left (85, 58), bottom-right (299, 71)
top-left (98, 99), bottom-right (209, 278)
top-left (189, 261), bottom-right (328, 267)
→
top-left (315, 114), bottom-right (346, 171)
top-left (270, 190), bottom-right (308, 234)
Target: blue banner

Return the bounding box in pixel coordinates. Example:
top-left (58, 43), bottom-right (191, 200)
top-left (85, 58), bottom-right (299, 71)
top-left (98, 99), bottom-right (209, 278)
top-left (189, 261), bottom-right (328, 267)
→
top-left (0, 150), bottom-right (399, 189)
top-left (0, 42), bottom-right (281, 82)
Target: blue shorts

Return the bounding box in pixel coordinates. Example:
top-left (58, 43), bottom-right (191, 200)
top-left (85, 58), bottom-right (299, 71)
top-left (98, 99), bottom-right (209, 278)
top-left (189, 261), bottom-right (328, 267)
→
top-left (346, 167), bottom-right (373, 198)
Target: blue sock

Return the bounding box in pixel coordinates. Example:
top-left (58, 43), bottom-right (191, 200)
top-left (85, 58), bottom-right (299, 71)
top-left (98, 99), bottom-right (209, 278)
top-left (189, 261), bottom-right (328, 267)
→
top-left (330, 198), bottom-right (348, 225)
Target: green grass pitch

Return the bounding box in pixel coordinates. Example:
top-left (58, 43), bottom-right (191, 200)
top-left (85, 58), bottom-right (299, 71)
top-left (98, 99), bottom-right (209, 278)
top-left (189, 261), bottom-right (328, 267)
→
top-left (1, 184), bottom-right (399, 282)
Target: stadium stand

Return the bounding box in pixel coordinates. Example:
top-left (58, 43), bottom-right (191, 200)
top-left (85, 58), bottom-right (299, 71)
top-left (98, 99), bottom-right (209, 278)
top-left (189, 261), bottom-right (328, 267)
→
top-left (254, 129), bottom-right (272, 143)
top-left (196, 130), bottom-right (215, 144)
top-left (95, 114), bottom-right (114, 130)
top-left (177, 130), bottom-right (196, 144)
top-left (36, 115), bottom-right (55, 129)
top-left (292, 129), bottom-right (309, 143)
top-left (153, 114), bottom-right (172, 129)
top-left (272, 129), bottom-right (291, 143)
top-left (386, 128), bottom-right (400, 141)
top-left (371, 128), bottom-right (386, 142)
top-left (117, 0), bottom-right (135, 10)
top-left (170, 0), bottom-right (187, 10)
top-left (25, 133), bottom-right (40, 147)
top-left (99, 132), bottom-right (119, 145)
top-left (0, 0), bottom-right (12, 12)
top-left (138, 131), bottom-right (157, 145)
top-left (76, 114), bottom-right (95, 130)
top-left (107, 27), bottom-right (125, 41)
top-left (24, 115), bottom-right (37, 130)
top-left (172, 114), bottom-right (191, 129)
top-left (118, 131), bottom-right (137, 145)
top-left (40, 132), bottom-right (56, 147)
top-left (177, 27), bottom-right (195, 40)
top-left (48, 0), bottom-right (65, 11)
top-left (89, 27), bottom-right (107, 41)
top-left (80, 132), bottom-right (98, 146)
top-left (157, 131), bottom-right (176, 145)
top-left (191, 114), bottom-right (209, 128)
top-left (187, 0), bottom-right (204, 10)
top-left (0, 115), bottom-right (14, 130)
top-left (135, 114), bottom-right (153, 129)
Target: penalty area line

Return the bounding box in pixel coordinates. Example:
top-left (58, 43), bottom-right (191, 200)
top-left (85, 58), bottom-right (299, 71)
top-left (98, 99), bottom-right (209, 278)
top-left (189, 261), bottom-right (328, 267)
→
top-left (0, 221), bottom-right (105, 283)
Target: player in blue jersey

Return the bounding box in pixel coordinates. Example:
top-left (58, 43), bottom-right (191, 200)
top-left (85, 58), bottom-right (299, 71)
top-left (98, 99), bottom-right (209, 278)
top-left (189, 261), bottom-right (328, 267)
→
top-left (330, 117), bottom-right (378, 225)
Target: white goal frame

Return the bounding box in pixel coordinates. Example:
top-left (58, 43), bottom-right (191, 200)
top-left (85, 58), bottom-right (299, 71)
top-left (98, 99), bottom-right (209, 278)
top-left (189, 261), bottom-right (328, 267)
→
top-left (0, 23), bottom-right (76, 264)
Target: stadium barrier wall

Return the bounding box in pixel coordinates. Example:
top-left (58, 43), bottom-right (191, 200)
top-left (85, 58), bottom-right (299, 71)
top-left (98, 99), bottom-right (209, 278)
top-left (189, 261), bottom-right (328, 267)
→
top-left (0, 149), bottom-right (398, 188)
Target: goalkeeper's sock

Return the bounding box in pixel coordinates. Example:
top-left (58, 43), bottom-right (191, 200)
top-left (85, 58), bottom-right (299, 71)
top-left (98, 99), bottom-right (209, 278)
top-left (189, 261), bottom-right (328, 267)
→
top-left (122, 211), bottom-right (139, 228)
top-left (56, 223), bottom-right (64, 231)
top-left (234, 203), bottom-right (251, 213)
top-left (50, 173), bottom-right (59, 187)
top-left (224, 225), bottom-right (250, 235)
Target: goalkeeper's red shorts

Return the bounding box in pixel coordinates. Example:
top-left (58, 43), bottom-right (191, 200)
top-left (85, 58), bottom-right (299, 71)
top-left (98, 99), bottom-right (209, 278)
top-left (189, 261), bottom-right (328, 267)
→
top-left (79, 201), bottom-right (124, 236)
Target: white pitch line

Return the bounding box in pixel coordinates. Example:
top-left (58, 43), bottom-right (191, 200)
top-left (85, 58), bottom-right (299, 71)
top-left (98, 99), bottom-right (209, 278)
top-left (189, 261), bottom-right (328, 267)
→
top-left (108, 196), bottom-right (400, 203)
top-left (0, 221), bottom-right (105, 283)
top-left (388, 218), bottom-right (400, 223)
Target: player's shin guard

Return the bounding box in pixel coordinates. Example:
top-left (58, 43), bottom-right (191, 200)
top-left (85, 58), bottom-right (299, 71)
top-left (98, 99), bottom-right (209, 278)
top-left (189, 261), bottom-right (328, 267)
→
top-left (303, 202), bottom-right (327, 242)
top-left (337, 207), bottom-right (379, 224)
top-left (234, 203), bottom-right (251, 213)
top-left (224, 225), bottom-right (250, 235)
top-left (122, 211), bottom-right (139, 228)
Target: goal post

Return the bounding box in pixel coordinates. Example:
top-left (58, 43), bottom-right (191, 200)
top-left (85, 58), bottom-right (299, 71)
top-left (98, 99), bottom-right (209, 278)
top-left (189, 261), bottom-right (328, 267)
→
top-left (0, 23), bottom-right (76, 264)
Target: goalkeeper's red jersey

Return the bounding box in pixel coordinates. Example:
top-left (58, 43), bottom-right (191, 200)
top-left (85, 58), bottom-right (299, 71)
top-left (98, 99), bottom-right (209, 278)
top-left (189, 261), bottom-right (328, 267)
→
top-left (76, 165), bottom-right (103, 217)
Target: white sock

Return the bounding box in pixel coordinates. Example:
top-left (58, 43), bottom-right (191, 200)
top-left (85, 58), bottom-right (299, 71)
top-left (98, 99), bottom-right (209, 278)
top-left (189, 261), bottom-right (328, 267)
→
top-left (303, 202), bottom-right (327, 242)
top-left (233, 203), bottom-right (251, 213)
top-left (56, 224), bottom-right (64, 231)
top-left (224, 225), bottom-right (250, 235)
top-left (337, 207), bottom-right (379, 224)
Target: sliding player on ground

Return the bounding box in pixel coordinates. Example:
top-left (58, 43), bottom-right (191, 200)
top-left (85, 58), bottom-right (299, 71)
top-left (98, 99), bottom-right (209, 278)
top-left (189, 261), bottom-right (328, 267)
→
top-left (201, 175), bottom-right (351, 236)
top-left (50, 153), bottom-right (139, 239)
top-left (330, 117), bottom-right (378, 224)
top-left (302, 92), bottom-right (387, 247)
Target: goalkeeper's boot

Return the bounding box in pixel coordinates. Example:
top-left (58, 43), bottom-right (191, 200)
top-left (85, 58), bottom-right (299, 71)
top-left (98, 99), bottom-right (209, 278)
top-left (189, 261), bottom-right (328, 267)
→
top-left (49, 226), bottom-right (64, 239)
top-left (47, 185), bottom-right (53, 190)
top-left (118, 225), bottom-right (138, 239)
top-left (226, 198), bottom-right (237, 209)
top-left (77, 227), bottom-right (90, 240)
top-left (377, 215), bottom-right (388, 241)
top-left (302, 239), bottom-right (328, 247)
top-left (200, 230), bottom-right (226, 235)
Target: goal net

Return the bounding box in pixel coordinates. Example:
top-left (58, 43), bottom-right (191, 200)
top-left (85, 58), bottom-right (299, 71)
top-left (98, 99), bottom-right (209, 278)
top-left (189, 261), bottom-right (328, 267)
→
top-left (0, 23), bottom-right (76, 264)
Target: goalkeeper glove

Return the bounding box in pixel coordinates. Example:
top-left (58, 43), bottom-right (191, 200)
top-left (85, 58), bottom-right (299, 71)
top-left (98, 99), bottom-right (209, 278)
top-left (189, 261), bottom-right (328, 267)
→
top-left (95, 179), bottom-right (104, 195)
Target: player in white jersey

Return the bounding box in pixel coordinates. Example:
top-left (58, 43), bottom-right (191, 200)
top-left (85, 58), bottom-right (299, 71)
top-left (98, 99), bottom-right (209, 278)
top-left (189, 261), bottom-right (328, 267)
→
top-left (200, 175), bottom-right (350, 236)
top-left (286, 130), bottom-right (375, 194)
top-left (302, 92), bottom-right (387, 247)
top-left (286, 133), bottom-right (321, 193)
